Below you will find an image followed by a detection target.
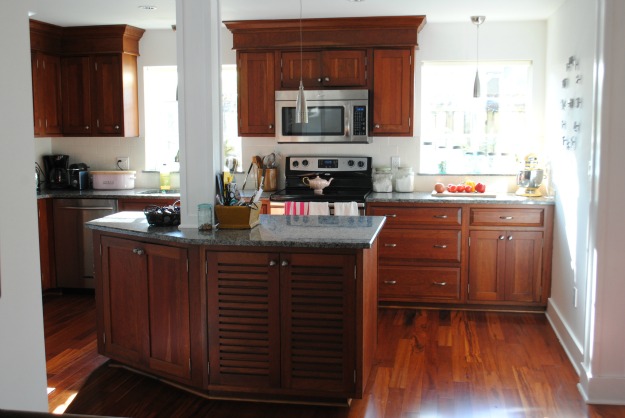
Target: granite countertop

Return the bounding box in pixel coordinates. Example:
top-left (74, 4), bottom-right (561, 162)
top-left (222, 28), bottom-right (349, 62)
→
top-left (366, 191), bottom-right (555, 205)
top-left (36, 188), bottom-right (274, 200)
top-left (86, 211), bottom-right (385, 249)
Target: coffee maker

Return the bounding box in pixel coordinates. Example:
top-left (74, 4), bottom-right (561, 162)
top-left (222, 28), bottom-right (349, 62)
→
top-left (43, 154), bottom-right (70, 189)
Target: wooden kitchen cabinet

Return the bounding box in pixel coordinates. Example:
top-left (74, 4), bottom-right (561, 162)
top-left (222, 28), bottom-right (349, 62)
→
top-left (206, 250), bottom-right (357, 397)
top-left (37, 198), bottom-right (56, 290)
top-left (98, 235), bottom-right (194, 383)
top-left (371, 48), bottom-right (414, 136)
top-left (468, 230), bottom-right (543, 303)
top-left (279, 49), bottom-right (367, 89)
top-left (467, 206), bottom-right (553, 306)
top-left (61, 54), bottom-right (139, 137)
top-left (238, 51), bottom-right (276, 137)
top-left (368, 202), bottom-right (554, 309)
top-left (31, 52), bottom-right (63, 137)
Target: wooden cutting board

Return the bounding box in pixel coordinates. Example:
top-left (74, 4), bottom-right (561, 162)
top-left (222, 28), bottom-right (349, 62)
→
top-left (431, 191), bottom-right (498, 198)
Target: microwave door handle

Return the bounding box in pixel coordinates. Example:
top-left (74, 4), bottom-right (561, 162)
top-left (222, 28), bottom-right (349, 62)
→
top-left (344, 108), bottom-right (350, 137)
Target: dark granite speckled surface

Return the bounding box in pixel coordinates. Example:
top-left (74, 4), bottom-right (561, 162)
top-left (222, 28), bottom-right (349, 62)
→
top-left (86, 212), bottom-right (385, 249)
top-left (366, 191), bottom-right (555, 205)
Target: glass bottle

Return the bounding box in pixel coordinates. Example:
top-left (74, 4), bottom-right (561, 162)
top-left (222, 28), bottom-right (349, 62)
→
top-left (198, 203), bottom-right (214, 231)
top-left (159, 163), bottom-right (171, 191)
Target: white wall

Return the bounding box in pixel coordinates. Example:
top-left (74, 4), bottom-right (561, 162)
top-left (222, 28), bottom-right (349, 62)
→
top-left (39, 29), bottom-right (178, 189)
top-left (546, 0), bottom-right (625, 404)
top-left (0, 1), bottom-right (49, 412)
top-left (235, 20), bottom-right (547, 193)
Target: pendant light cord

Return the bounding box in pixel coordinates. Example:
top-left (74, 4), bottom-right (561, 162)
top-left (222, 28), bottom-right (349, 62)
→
top-left (299, 0), bottom-right (303, 83)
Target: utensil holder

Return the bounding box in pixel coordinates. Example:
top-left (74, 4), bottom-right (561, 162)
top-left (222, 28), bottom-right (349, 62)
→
top-left (257, 168), bottom-right (277, 192)
top-left (215, 205), bottom-right (260, 229)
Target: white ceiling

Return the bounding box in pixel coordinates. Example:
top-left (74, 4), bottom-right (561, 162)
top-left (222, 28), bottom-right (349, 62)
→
top-left (27, 0), bottom-right (566, 30)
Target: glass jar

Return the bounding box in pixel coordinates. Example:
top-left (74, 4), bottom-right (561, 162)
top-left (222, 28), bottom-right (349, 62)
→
top-left (372, 167), bottom-right (393, 192)
top-left (198, 203), bottom-right (214, 231)
top-left (394, 166), bottom-right (414, 192)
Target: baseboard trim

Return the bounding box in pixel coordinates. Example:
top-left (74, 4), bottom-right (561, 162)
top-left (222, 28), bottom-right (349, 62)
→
top-left (545, 298), bottom-right (584, 376)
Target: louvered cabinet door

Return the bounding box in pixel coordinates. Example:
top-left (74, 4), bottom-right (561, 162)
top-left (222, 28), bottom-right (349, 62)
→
top-left (280, 253), bottom-right (356, 395)
top-left (206, 251), bottom-right (281, 388)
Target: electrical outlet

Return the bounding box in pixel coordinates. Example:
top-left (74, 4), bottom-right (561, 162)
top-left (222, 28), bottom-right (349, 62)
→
top-left (391, 156), bottom-right (400, 170)
top-left (116, 157), bottom-right (130, 170)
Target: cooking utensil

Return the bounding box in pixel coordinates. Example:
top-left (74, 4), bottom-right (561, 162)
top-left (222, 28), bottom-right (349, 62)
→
top-left (263, 152), bottom-right (276, 168)
top-left (241, 160), bottom-right (255, 189)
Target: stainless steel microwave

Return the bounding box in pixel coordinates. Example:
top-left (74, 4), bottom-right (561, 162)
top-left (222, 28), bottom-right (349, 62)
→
top-left (275, 89), bottom-right (370, 144)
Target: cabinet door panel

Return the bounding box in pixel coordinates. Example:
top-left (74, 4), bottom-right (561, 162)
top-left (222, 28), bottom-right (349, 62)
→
top-left (93, 55), bottom-right (123, 135)
top-left (504, 231), bottom-right (543, 302)
top-left (280, 51), bottom-right (321, 88)
top-left (372, 48), bottom-right (413, 135)
top-left (238, 52), bottom-right (275, 136)
top-left (468, 230), bottom-right (505, 301)
top-left (146, 244), bottom-right (191, 380)
top-left (321, 50), bottom-right (367, 87)
top-left (281, 253), bottom-right (355, 395)
top-left (41, 54), bottom-right (63, 135)
top-left (101, 236), bottom-right (148, 364)
top-left (61, 56), bottom-right (92, 135)
top-left (206, 251), bottom-right (281, 387)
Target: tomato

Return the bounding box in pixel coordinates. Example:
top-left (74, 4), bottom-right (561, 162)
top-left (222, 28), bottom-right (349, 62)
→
top-left (475, 182), bottom-right (486, 193)
top-left (456, 184), bottom-right (466, 192)
top-left (465, 185), bottom-right (474, 193)
top-left (434, 183), bottom-right (446, 193)
top-left (447, 184), bottom-right (457, 193)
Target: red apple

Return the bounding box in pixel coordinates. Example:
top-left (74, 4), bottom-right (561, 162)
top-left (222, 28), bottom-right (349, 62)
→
top-left (475, 182), bottom-right (486, 193)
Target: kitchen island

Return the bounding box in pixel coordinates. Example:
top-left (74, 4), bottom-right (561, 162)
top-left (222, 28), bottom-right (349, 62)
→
top-left (86, 212), bottom-right (384, 405)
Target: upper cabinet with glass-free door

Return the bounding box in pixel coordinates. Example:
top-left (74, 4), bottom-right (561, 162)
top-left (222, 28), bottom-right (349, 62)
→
top-left (224, 16), bottom-right (426, 138)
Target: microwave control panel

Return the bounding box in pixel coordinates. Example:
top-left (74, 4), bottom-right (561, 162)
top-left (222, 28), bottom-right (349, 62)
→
top-left (352, 106), bottom-right (367, 136)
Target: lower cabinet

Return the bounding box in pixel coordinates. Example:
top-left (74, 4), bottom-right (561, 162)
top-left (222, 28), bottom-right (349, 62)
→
top-left (37, 198), bottom-right (56, 290)
top-left (468, 230), bottom-right (544, 303)
top-left (206, 250), bottom-right (357, 397)
top-left (98, 235), bottom-right (192, 383)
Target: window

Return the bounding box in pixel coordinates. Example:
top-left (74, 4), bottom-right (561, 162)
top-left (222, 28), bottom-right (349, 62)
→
top-left (420, 61), bottom-right (533, 175)
top-left (144, 66), bottom-right (179, 171)
top-left (143, 65), bottom-right (243, 172)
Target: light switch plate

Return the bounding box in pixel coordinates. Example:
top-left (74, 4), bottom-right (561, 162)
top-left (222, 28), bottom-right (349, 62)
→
top-left (391, 156), bottom-right (400, 170)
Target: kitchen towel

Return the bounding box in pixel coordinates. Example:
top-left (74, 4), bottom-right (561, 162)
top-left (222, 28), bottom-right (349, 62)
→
top-left (333, 201), bottom-right (359, 216)
top-left (308, 202), bottom-right (330, 215)
top-left (284, 201), bottom-right (309, 215)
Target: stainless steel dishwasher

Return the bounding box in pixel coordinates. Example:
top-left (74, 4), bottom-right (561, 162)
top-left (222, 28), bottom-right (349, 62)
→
top-left (53, 199), bottom-right (117, 288)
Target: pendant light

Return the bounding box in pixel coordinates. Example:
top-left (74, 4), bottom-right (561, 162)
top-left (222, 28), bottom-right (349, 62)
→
top-left (471, 16), bottom-right (485, 98)
top-left (295, 0), bottom-right (308, 123)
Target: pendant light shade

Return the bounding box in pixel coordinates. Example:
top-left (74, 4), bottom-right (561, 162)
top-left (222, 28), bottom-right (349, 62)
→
top-left (295, 0), bottom-right (308, 123)
top-left (471, 16), bottom-right (485, 98)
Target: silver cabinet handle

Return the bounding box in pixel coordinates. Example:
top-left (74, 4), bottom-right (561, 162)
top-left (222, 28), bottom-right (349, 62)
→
top-left (508, 236), bottom-right (513, 241)
top-left (499, 235), bottom-right (505, 240)
top-left (269, 260), bottom-right (277, 266)
top-left (132, 248), bottom-right (144, 255)
top-left (114, 125), bottom-right (120, 130)
top-left (500, 216), bottom-right (514, 220)
top-left (85, 126), bottom-right (90, 130)
top-left (384, 214), bottom-right (397, 218)
top-left (317, 78), bottom-right (322, 83)
top-left (281, 260), bottom-right (289, 267)
top-left (375, 124), bottom-right (380, 129)
top-left (268, 124), bottom-right (273, 129)
top-left (383, 280), bottom-right (397, 285)
top-left (433, 215), bottom-right (448, 219)
top-left (324, 76), bottom-right (330, 82)
top-left (433, 281), bottom-right (447, 286)
top-left (385, 243), bottom-right (397, 247)
top-left (433, 244), bottom-right (447, 249)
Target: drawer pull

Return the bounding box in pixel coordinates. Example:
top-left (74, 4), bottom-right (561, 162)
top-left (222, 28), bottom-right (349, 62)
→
top-left (432, 281), bottom-right (447, 286)
top-left (385, 243), bottom-right (397, 247)
top-left (132, 248), bottom-right (144, 256)
top-left (499, 235), bottom-right (505, 240)
top-left (433, 244), bottom-right (448, 249)
top-left (433, 215), bottom-right (448, 219)
top-left (384, 214), bottom-right (397, 218)
top-left (500, 216), bottom-right (514, 220)
top-left (384, 280), bottom-right (397, 285)
top-left (508, 236), bottom-right (513, 241)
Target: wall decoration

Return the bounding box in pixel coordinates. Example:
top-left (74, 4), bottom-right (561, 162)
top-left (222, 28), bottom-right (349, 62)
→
top-left (560, 55), bottom-right (582, 151)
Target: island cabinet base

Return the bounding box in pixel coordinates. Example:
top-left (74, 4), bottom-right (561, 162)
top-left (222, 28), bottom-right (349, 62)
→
top-left (93, 231), bottom-right (378, 405)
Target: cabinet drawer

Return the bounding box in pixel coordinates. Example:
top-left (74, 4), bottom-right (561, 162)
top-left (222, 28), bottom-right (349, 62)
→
top-left (379, 267), bottom-right (460, 301)
top-left (379, 230), bottom-right (460, 262)
top-left (369, 206), bottom-right (461, 226)
top-left (470, 208), bottom-right (544, 227)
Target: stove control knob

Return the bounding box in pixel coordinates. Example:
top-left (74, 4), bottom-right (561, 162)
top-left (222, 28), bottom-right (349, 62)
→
top-left (292, 160), bottom-right (299, 168)
top-left (357, 160), bottom-right (365, 168)
top-left (302, 159), bottom-right (309, 167)
top-left (347, 160), bottom-right (355, 167)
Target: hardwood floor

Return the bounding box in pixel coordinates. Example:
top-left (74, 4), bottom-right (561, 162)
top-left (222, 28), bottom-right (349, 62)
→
top-left (43, 293), bottom-right (625, 417)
